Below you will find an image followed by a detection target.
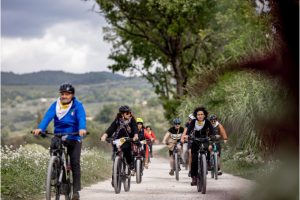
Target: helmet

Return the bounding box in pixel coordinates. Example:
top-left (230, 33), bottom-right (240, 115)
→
top-left (209, 114), bottom-right (217, 121)
top-left (136, 117), bottom-right (144, 124)
top-left (119, 105), bottom-right (131, 113)
top-left (173, 118), bottom-right (181, 125)
top-left (188, 113), bottom-right (195, 120)
top-left (59, 83), bottom-right (75, 94)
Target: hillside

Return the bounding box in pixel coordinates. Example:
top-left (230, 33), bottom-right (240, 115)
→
top-left (1, 71), bottom-right (126, 85)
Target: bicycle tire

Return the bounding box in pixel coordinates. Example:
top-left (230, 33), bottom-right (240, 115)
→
top-left (123, 163), bottom-right (131, 192)
top-left (175, 153), bottom-right (179, 181)
top-left (136, 159), bottom-right (142, 184)
top-left (214, 153), bottom-right (218, 180)
top-left (197, 153), bottom-right (202, 192)
top-left (201, 154), bottom-right (207, 194)
top-left (113, 156), bottom-right (122, 194)
top-left (46, 156), bottom-right (60, 200)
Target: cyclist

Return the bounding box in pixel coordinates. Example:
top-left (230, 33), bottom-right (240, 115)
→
top-left (101, 105), bottom-right (139, 174)
top-left (180, 113), bottom-right (195, 177)
top-left (209, 114), bottom-right (228, 175)
top-left (187, 107), bottom-right (215, 186)
top-left (136, 118), bottom-right (153, 169)
top-left (145, 126), bottom-right (156, 158)
top-left (32, 83), bottom-right (87, 200)
top-left (162, 118), bottom-right (184, 176)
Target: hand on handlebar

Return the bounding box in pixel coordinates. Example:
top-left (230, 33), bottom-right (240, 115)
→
top-left (32, 129), bottom-right (42, 136)
top-left (100, 134), bottom-right (108, 142)
top-left (79, 129), bottom-right (87, 136)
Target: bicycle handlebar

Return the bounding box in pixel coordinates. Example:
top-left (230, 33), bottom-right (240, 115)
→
top-left (31, 131), bottom-right (90, 137)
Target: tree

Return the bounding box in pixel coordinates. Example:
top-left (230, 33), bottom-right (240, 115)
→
top-left (94, 104), bottom-right (116, 123)
top-left (96, 0), bottom-right (217, 99)
top-left (95, 0), bottom-right (272, 119)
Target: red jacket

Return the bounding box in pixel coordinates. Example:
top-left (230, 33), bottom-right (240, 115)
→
top-left (146, 130), bottom-right (156, 141)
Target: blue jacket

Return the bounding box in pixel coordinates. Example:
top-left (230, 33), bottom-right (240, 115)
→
top-left (38, 97), bottom-right (86, 141)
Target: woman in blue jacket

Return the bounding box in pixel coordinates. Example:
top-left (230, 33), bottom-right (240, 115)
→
top-left (33, 83), bottom-right (87, 200)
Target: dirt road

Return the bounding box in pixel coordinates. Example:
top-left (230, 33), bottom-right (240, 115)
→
top-left (80, 145), bottom-right (254, 200)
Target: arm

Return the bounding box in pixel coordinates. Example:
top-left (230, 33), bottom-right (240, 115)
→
top-left (101, 119), bottom-right (118, 141)
top-left (38, 102), bottom-right (56, 131)
top-left (162, 132), bottom-right (170, 144)
top-left (151, 131), bottom-right (157, 141)
top-left (218, 123), bottom-right (228, 140)
top-left (131, 118), bottom-right (139, 141)
top-left (181, 127), bottom-right (188, 143)
top-left (76, 103), bottom-right (87, 136)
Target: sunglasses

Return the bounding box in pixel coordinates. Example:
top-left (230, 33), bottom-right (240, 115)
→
top-left (175, 123), bottom-right (181, 125)
top-left (123, 112), bottom-right (131, 115)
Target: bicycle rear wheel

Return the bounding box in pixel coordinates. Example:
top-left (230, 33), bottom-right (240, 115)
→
top-left (174, 153), bottom-right (179, 181)
top-left (46, 156), bottom-right (60, 200)
top-left (113, 156), bottom-right (122, 194)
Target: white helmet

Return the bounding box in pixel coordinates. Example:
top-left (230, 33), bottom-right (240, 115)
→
top-left (188, 113), bottom-right (195, 120)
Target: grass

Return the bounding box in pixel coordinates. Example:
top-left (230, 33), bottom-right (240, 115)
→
top-left (1, 144), bottom-right (111, 200)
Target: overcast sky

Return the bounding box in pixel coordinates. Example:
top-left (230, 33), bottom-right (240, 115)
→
top-left (1, 0), bottom-right (114, 74)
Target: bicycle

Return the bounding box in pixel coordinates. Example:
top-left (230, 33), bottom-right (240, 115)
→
top-left (106, 137), bottom-right (133, 194)
top-left (209, 135), bottom-right (220, 180)
top-left (182, 140), bottom-right (189, 170)
top-left (131, 139), bottom-right (148, 184)
top-left (189, 135), bottom-right (209, 194)
top-left (172, 141), bottom-right (182, 181)
top-left (31, 131), bottom-right (88, 200)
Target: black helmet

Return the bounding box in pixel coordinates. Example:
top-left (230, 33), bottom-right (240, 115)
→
top-left (209, 114), bottom-right (217, 121)
top-left (173, 118), bottom-right (181, 125)
top-left (59, 83), bottom-right (75, 94)
top-left (119, 105), bottom-right (131, 113)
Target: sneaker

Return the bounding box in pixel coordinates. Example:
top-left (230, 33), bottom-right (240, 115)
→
top-left (169, 169), bottom-right (174, 176)
top-left (218, 170), bottom-right (223, 175)
top-left (190, 177), bottom-right (197, 186)
top-left (131, 169), bottom-right (136, 176)
top-left (145, 162), bottom-right (149, 169)
top-left (188, 171), bottom-right (191, 177)
top-left (72, 192), bottom-right (80, 200)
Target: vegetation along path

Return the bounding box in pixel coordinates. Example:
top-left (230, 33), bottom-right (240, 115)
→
top-left (80, 145), bottom-right (254, 200)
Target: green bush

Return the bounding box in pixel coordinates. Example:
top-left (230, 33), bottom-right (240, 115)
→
top-left (178, 71), bottom-right (288, 153)
top-left (1, 144), bottom-right (111, 200)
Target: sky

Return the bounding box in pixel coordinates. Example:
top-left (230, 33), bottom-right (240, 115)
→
top-left (1, 0), bottom-right (114, 74)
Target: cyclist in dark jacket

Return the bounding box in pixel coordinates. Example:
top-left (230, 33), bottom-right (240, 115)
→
top-left (187, 107), bottom-right (215, 186)
top-left (101, 105), bottom-right (139, 171)
top-left (33, 83), bottom-right (87, 200)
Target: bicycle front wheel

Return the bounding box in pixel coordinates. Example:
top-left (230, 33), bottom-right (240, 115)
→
top-left (214, 153), bottom-right (218, 180)
top-left (123, 163), bottom-right (131, 192)
top-left (113, 156), bottom-right (122, 194)
top-left (201, 154), bottom-right (207, 194)
top-left (174, 153), bottom-right (179, 181)
top-left (136, 159), bottom-right (142, 184)
top-left (46, 156), bottom-right (60, 200)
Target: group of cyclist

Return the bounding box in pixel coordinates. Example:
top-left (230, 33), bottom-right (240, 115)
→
top-left (32, 83), bottom-right (227, 199)
top-left (163, 107), bottom-right (228, 186)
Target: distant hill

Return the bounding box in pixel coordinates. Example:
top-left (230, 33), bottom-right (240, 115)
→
top-left (1, 71), bottom-right (126, 85)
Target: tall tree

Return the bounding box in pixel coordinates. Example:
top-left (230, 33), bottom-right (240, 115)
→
top-left (96, 0), bottom-right (217, 99)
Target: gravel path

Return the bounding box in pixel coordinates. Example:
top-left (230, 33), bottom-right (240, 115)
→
top-left (79, 145), bottom-right (254, 200)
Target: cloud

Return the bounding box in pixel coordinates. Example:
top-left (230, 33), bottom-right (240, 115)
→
top-left (1, 0), bottom-right (105, 38)
top-left (1, 0), bottom-right (117, 74)
top-left (1, 21), bottom-right (113, 73)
